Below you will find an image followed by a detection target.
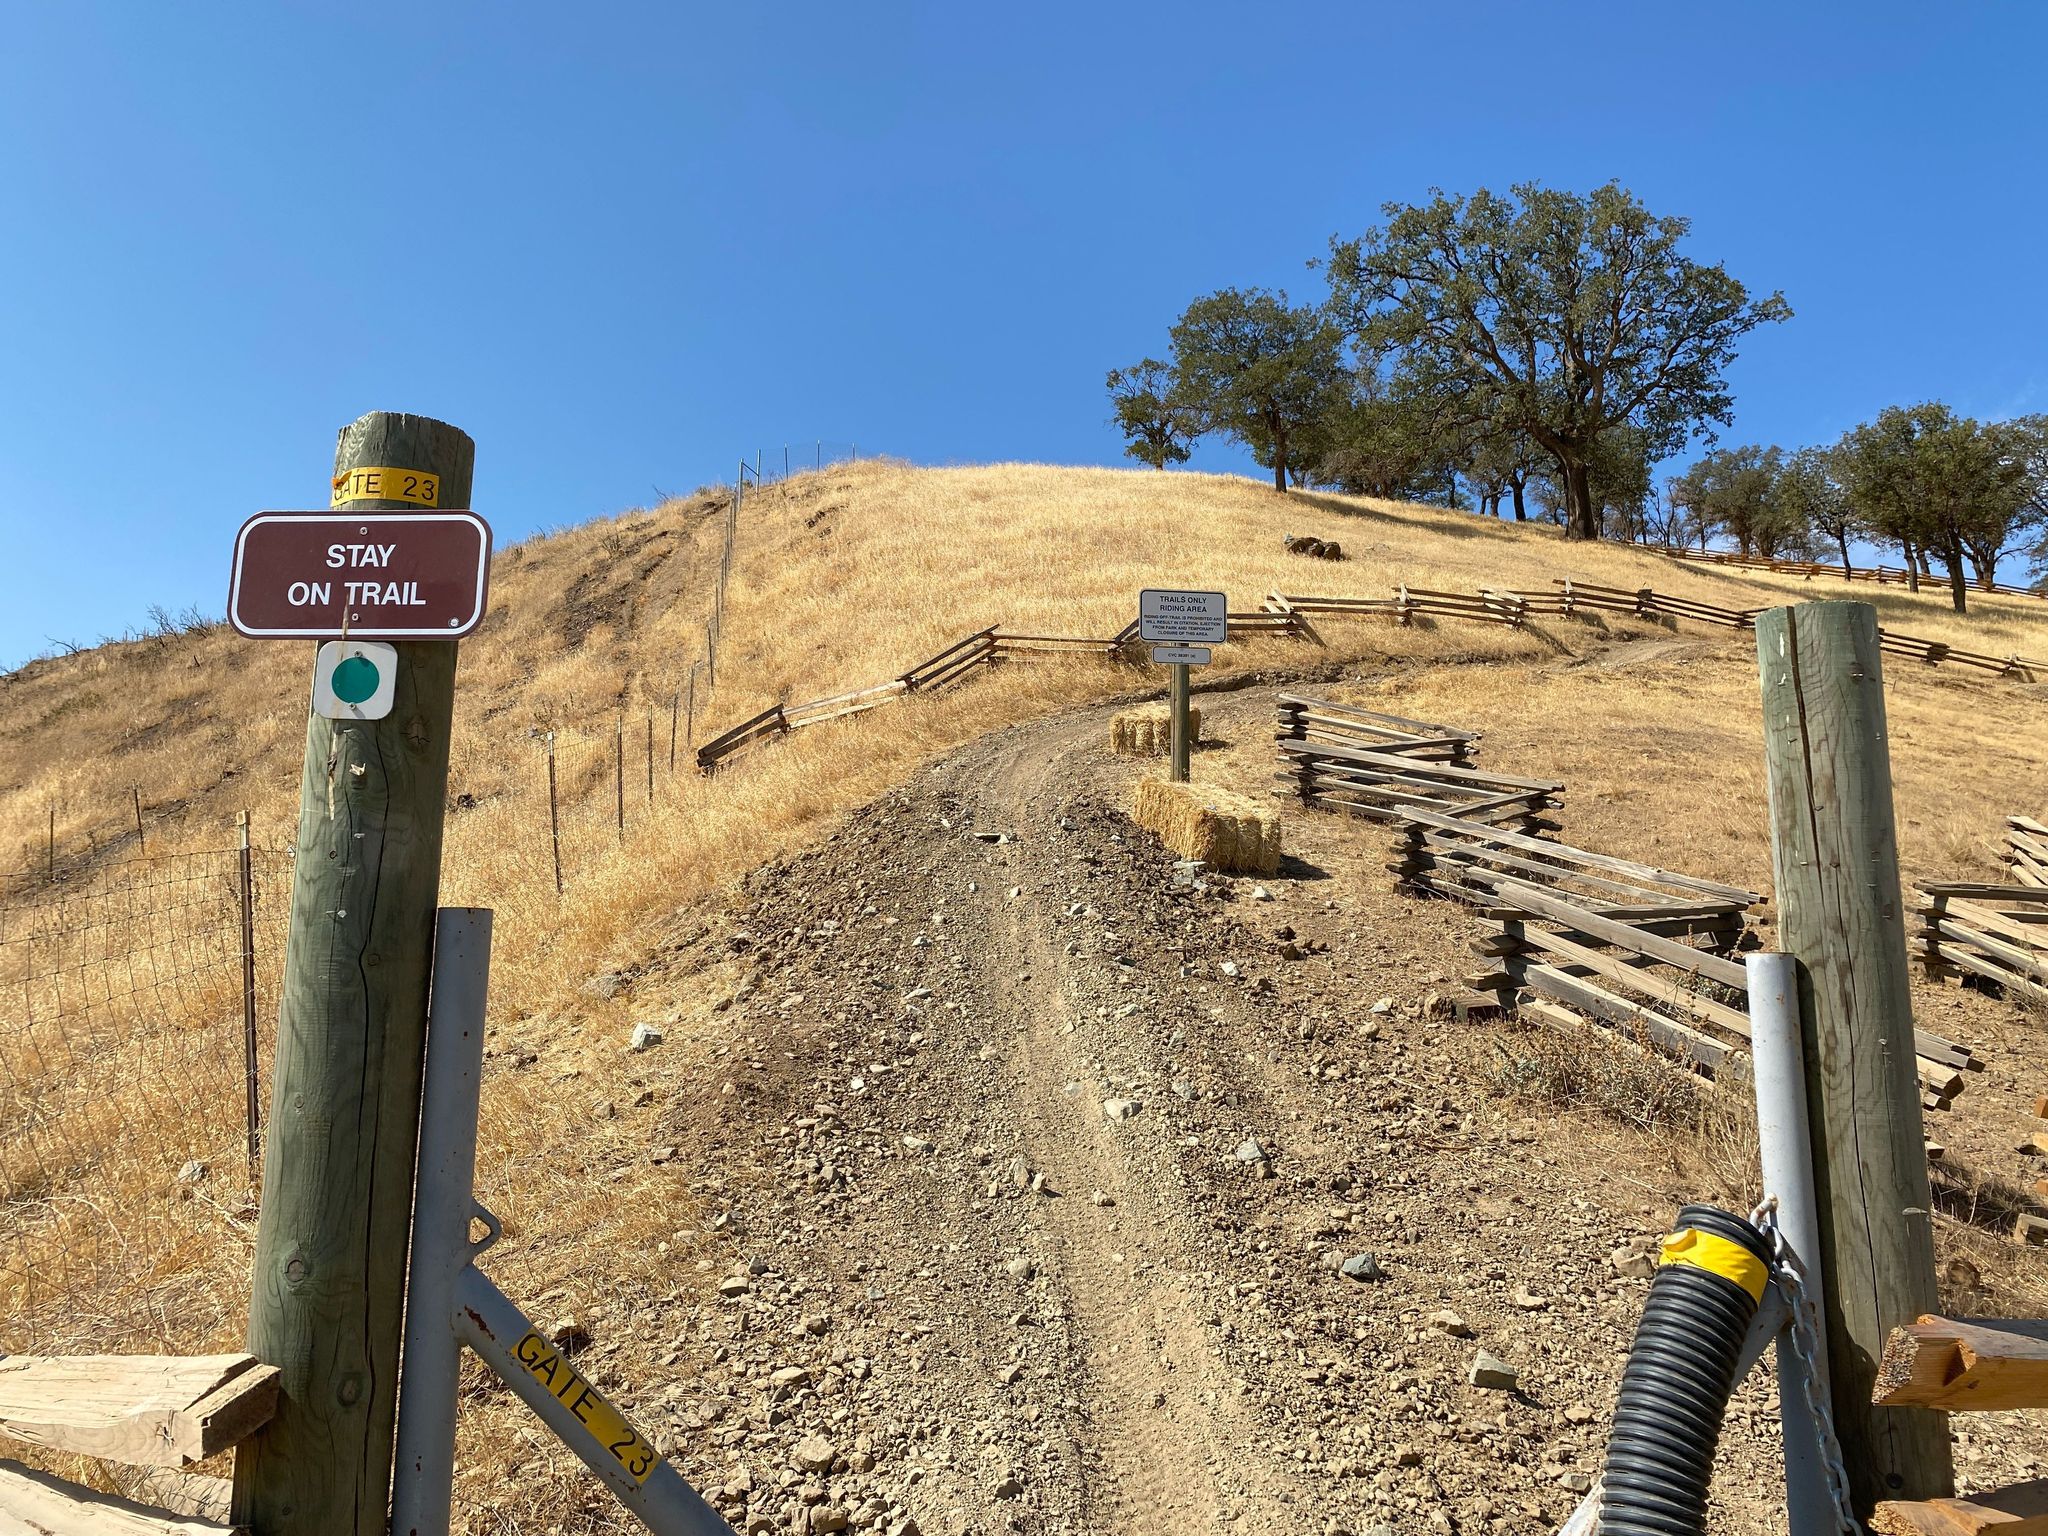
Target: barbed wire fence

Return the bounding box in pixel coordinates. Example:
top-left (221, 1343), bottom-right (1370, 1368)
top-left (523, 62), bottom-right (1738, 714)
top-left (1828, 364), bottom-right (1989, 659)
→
top-left (0, 825), bottom-right (292, 1354)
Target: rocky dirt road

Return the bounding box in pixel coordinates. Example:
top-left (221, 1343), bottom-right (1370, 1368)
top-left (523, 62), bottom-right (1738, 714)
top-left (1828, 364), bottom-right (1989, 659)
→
top-left (484, 679), bottom-right (2045, 1536)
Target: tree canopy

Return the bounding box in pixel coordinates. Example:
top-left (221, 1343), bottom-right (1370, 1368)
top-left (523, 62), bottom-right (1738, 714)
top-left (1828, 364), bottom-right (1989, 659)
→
top-left (1167, 288), bottom-right (1343, 492)
top-left (1105, 358), bottom-right (1199, 471)
top-left (1323, 182), bottom-right (1791, 539)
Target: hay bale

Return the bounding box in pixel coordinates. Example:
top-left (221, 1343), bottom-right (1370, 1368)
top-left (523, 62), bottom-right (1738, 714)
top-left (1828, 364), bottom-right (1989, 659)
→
top-left (1132, 777), bottom-right (1281, 875)
top-left (1110, 704), bottom-right (1201, 756)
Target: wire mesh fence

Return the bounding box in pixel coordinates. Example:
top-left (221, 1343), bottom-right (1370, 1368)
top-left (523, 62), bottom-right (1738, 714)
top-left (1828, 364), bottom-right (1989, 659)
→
top-left (0, 833), bottom-right (291, 1354)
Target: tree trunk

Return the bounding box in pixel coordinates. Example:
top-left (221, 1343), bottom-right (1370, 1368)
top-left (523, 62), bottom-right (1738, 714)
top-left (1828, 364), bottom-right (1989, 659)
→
top-left (1511, 480), bottom-right (1526, 521)
top-left (1837, 531), bottom-right (1852, 578)
top-left (1272, 446), bottom-right (1287, 493)
top-left (1944, 534), bottom-right (1968, 613)
top-left (1561, 458), bottom-right (1598, 540)
top-left (1903, 539), bottom-right (1920, 593)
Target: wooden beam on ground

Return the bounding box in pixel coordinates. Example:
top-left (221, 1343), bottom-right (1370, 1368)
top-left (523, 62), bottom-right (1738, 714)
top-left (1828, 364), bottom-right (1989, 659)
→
top-left (1874, 1317), bottom-right (2048, 1410)
top-left (0, 1459), bottom-right (243, 1536)
top-left (1872, 1479), bottom-right (2048, 1535)
top-left (0, 1356), bottom-right (277, 1470)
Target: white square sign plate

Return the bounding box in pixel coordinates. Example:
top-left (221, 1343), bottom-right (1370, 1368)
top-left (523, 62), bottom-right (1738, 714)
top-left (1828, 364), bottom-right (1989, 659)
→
top-left (312, 640), bottom-right (398, 721)
top-left (1150, 645), bottom-right (1211, 665)
top-left (1138, 588), bottom-right (1227, 645)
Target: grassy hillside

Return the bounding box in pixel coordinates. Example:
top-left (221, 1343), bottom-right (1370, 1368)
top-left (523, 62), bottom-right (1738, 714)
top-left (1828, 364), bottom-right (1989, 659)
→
top-left (3, 462), bottom-right (2045, 1517)
top-left (6, 457), bottom-right (2045, 1062)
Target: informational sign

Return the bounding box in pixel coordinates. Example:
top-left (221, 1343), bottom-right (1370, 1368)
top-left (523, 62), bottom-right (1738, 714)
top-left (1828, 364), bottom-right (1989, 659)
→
top-left (312, 640), bottom-right (398, 721)
top-left (1150, 645), bottom-right (1212, 666)
top-left (1139, 588), bottom-right (1228, 645)
top-left (508, 1326), bottom-right (659, 1484)
top-left (229, 511), bottom-right (492, 639)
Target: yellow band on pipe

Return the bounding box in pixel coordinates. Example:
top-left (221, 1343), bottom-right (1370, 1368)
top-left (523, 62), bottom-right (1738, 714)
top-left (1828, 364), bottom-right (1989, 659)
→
top-left (1659, 1228), bottom-right (1768, 1303)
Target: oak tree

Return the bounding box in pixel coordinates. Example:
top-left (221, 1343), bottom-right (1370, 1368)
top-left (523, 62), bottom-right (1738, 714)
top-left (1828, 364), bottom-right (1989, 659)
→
top-left (1325, 182), bottom-right (1790, 540)
top-left (1105, 358), bottom-right (1199, 470)
top-left (1168, 288), bottom-right (1343, 493)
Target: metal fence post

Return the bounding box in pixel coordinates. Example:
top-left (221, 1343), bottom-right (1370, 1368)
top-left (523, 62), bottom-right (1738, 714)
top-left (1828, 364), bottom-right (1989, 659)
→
top-left (390, 908), bottom-right (492, 1536)
top-left (238, 810), bottom-right (260, 1182)
top-left (546, 732), bottom-right (564, 896)
top-left (1747, 951), bottom-right (1836, 1534)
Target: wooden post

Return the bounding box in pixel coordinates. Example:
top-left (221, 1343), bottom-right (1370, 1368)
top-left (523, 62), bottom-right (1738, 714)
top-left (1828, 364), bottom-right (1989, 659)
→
top-left (233, 412), bottom-right (474, 1536)
top-left (667, 691), bottom-right (680, 772)
top-left (614, 714), bottom-right (625, 838)
top-left (645, 713), bottom-right (654, 801)
top-left (1168, 662), bottom-right (1191, 783)
top-left (1755, 600), bottom-right (1954, 1516)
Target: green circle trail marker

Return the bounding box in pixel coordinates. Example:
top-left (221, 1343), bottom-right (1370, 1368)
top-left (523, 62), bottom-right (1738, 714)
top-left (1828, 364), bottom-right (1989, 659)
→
top-left (313, 640), bottom-right (399, 720)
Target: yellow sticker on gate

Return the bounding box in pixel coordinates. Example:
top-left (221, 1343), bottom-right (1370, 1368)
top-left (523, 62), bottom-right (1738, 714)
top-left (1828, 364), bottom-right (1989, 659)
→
top-left (330, 466), bottom-right (440, 506)
top-left (510, 1326), bottom-right (659, 1483)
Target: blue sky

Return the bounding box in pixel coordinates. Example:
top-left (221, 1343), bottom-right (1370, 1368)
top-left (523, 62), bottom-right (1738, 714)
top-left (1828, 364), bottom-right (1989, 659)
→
top-left (3, 2), bottom-right (2044, 666)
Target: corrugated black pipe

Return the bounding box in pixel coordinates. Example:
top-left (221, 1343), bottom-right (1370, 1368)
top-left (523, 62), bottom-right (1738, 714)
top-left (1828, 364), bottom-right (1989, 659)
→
top-left (1597, 1204), bottom-right (1771, 1536)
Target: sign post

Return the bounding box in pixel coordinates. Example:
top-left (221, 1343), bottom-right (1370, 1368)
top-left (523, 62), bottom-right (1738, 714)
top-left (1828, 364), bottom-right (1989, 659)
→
top-left (1139, 590), bottom-right (1226, 784)
top-left (233, 412), bottom-right (478, 1536)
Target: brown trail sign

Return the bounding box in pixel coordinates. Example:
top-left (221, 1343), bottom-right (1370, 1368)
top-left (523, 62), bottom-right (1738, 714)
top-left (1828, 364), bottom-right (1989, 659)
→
top-left (228, 512), bottom-right (491, 638)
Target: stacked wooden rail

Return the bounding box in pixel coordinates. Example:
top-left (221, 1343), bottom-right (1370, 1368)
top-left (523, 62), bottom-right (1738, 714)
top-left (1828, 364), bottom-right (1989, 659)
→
top-left (695, 625), bottom-right (1123, 771)
top-left (1871, 1316), bottom-right (2048, 1533)
top-left (1660, 543), bottom-right (2045, 601)
top-left (1267, 696), bottom-right (1987, 1106)
top-left (1914, 880), bottom-right (2048, 1007)
top-left (2005, 815), bottom-right (2048, 887)
top-left (1400, 809), bottom-right (1981, 1108)
top-left (0, 1352), bottom-right (280, 1533)
top-left (696, 570), bottom-right (2044, 774)
top-left (1274, 695), bottom-right (1564, 833)
top-left (1263, 584), bottom-right (2041, 678)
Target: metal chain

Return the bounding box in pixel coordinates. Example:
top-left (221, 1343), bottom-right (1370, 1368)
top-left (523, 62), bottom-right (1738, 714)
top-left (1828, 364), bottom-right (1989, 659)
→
top-left (1750, 1197), bottom-right (1864, 1536)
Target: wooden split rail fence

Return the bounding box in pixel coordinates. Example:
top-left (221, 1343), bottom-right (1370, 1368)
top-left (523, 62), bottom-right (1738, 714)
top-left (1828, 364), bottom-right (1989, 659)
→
top-left (1871, 1315), bottom-right (2048, 1533)
top-left (0, 1351), bottom-right (282, 1533)
top-left (1660, 543), bottom-right (2046, 602)
top-left (1272, 694), bottom-right (1979, 1107)
top-left (1915, 879), bottom-right (2048, 1009)
top-left (1273, 695), bottom-right (1563, 834)
top-left (694, 626), bottom-right (1126, 771)
top-left (695, 571), bottom-right (2043, 775)
top-left (2003, 814), bottom-right (2047, 887)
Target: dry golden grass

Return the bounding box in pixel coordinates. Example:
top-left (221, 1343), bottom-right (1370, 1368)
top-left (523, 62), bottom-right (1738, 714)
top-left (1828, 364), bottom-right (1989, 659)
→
top-left (1131, 775), bottom-right (1281, 874)
top-left (2, 458), bottom-right (2045, 1514)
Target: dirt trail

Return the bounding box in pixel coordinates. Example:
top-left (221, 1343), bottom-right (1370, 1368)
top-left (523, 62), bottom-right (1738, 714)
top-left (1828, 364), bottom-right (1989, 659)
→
top-left (540, 680), bottom-right (2045, 1536)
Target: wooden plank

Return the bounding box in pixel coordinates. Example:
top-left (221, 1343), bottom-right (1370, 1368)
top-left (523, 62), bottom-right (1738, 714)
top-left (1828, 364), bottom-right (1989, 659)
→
top-left (1920, 883), bottom-right (2048, 903)
top-left (1279, 741), bottom-right (1561, 793)
top-left (1872, 1480), bottom-right (2048, 1535)
top-left (0, 1461), bottom-right (242, 1536)
top-left (1512, 922), bottom-right (1754, 1038)
top-left (1925, 941), bottom-right (2048, 1004)
top-left (1473, 872), bottom-right (1751, 987)
top-left (1928, 916), bottom-right (2048, 986)
top-left (1510, 961), bottom-right (1733, 1074)
top-left (1387, 805), bottom-right (1761, 904)
top-left (0, 1356), bottom-right (278, 1469)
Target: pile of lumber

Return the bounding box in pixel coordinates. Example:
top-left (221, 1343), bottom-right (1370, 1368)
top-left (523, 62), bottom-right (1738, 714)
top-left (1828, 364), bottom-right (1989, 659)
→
top-left (1914, 880), bottom-right (2048, 1007)
top-left (2007, 815), bottom-right (2048, 887)
top-left (0, 1352), bottom-right (280, 1534)
top-left (1132, 777), bottom-right (1281, 876)
top-left (1871, 1316), bottom-right (2048, 1534)
top-left (1392, 809), bottom-right (1978, 1107)
top-left (1274, 694), bottom-right (1562, 833)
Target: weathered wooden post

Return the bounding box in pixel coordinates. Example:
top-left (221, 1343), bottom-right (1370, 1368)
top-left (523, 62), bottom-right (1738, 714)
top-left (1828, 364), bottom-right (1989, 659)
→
top-left (1755, 600), bottom-right (1953, 1517)
top-left (234, 412), bottom-right (475, 1536)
